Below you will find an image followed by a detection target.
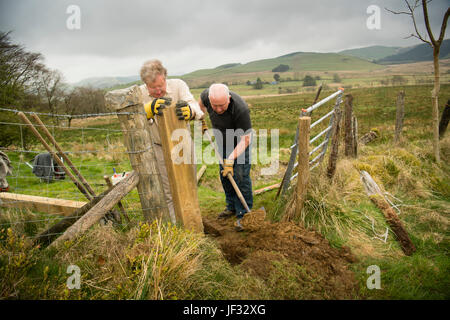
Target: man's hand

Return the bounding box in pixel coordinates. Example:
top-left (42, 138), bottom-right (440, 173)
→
top-left (201, 119), bottom-right (209, 133)
top-left (144, 97), bottom-right (171, 119)
top-left (175, 100), bottom-right (194, 121)
top-left (221, 159), bottom-right (234, 177)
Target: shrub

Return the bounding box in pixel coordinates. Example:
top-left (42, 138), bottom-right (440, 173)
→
top-left (253, 78), bottom-right (263, 90)
top-left (333, 74), bottom-right (342, 83)
top-left (272, 64), bottom-right (290, 72)
top-left (303, 75), bottom-right (316, 87)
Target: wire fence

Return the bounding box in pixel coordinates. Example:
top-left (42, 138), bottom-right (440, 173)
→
top-left (278, 89), bottom-right (344, 194)
top-left (0, 107), bottom-right (160, 243)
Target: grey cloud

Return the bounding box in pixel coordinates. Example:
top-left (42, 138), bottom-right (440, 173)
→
top-left (1, 0), bottom-right (448, 81)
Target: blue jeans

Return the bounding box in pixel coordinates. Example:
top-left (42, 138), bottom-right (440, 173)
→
top-left (219, 148), bottom-right (253, 218)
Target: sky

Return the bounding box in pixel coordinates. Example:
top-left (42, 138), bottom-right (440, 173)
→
top-left (0, 0), bottom-right (449, 83)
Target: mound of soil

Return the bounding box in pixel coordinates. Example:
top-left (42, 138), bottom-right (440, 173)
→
top-left (203, 210), bottom-right (359, 299)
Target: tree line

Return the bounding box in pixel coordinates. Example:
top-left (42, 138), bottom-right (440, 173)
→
top-left (0, 31), bottom-right (108, 148)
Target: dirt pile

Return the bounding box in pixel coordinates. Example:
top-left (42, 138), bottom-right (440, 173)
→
top-left (203, 212), bottom-right (359, 299)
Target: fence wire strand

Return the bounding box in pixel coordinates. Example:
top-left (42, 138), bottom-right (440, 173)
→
top-left (0, 108), bottom-right (169, 242)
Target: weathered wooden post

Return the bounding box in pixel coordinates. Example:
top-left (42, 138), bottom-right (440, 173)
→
top-left (104, 85), bottom-right (170, 222)
top-left (295, 116), bottom-right (311, 218)
top-left (104, 175), bottom-right (130, 223)
top-left (395, 90), bottom-right (405, 143)
top-left (327, 106), bottom-right (342, 179)
top-left (344, 94), bottom-right (355, 157)
top-left (155, 103), bottom-right (204, 233)
top-left (50, 171), bottom-right (139, 248)
top-left (360, 171), bottom-right (416, 256)
top-left (439, 99), bottom-right (450, 139)
top-left (352, 115), bottom-right (358, 157)
top-left (18, 112), bottom-right (93, 200)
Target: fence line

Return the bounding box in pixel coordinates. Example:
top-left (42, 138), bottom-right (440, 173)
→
top-left (280, 89), bottom-right (344, 195)
top-left (1, 87), bottom-right (345, 239)
top-left (0, 108), bottom-right (155, 243)
top-left (0, 107), bottom-right (145, 118)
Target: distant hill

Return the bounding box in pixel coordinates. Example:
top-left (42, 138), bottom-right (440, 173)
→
top-left (73, 75), bottom-right (140, 89)
top-left (376, 39), bottom-right (450, 64)
top-left (181, 51), bottom-right (382, 80)
top-left (338, 45), bottom-right (403, 61)
top-left (74, 42), bottom-right (450, 89)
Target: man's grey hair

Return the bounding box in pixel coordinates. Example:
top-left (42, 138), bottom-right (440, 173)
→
top-left (209, 83), bottom-right (230, 100)
top-left (140, 59), bottom-right (167, 84)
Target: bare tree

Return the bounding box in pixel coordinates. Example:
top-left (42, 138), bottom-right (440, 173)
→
top-left (34, 69), bottom-right (65, 124)
top-left (0, 31), bottom-right (45, 106)
top-left (77, 86), bottom-right (107, 114)
top-left (61, 86), bottom-right (107, 127)
top-left (62, 87), bottom-right (77, 127)
top-left (0, 31), bottom-right (46, 148)
top-left (387, 1), bottom-right (450, 163)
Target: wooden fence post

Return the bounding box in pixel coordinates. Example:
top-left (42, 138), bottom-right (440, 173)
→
top-left (327, 107), bottom-right (342, 179)
top-left (156, 103), bottom-right (204, 233)
top-left (395, 90), bottom-right (405, 143)
top-left (34, 188), bottom-right (110, 247)
top-left (104, 85), bottom-right (170, 222)
top-left (17, 112), bottom-right (93, 201)
top-left (344, 94), bottom-right (354, 157)
top-left (296, 117), bottom-right (311, 218)
top-left (50, 171), bottom-right (139, 248)
top-left (360, 171), bottom-right (416, 256)
top-left (352, 115), bottom-right (358, 157)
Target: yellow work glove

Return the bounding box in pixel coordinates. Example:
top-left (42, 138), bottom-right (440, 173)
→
top-left (144, 97), bottom-right (171, 119)
top-left (221, 159), bottom-right (234, 177)
top-left (175, 100), bottom-right (194, 121)
top-left (201, 119), bottom-right (209, 133)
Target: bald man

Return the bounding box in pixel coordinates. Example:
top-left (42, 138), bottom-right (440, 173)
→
top-left (199, 83), bottom-right (253, 230)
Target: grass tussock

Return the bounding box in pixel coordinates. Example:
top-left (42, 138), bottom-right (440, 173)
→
top-left (278, 126), bottom-right (450, 299)
top-left (283, 135), bottom-right (449, 255)
top-left (0, 218), bottom-right (266, 300)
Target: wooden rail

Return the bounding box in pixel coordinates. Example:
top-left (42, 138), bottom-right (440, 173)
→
top-left (0, 192), bottom-right (86, 216)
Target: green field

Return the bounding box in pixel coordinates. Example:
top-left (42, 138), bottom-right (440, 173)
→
top-left (183, 52), bottom-right (383, 79)
top-left (1, 84), bottom-right (449, 300)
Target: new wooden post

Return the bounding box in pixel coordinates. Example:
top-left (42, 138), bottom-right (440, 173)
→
top-left (155, 103), bottom-right (204, 233)
top-left (104, 85), bottom-right (170, 222)
top-left (395, 90), bottom-right (405, 143)
top-left (344, 94), bottom-right (354, 157)
top-left (296, 117), bottom-right (311, 218)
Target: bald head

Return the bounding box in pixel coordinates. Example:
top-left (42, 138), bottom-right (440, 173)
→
top-left (209, 83), bottom-right (229, 100)
top-left (208, 83), bottom-right (230, 115)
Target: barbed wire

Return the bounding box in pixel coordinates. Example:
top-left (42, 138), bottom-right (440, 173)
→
top-left (0, 107), bottom-right (146, 118)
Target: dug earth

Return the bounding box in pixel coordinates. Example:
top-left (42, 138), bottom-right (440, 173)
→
top-left (203, 211), bottom-right (359, 299)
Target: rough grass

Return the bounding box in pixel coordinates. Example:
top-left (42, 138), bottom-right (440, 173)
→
top-left (0, 219), bottom-right (268, 300)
